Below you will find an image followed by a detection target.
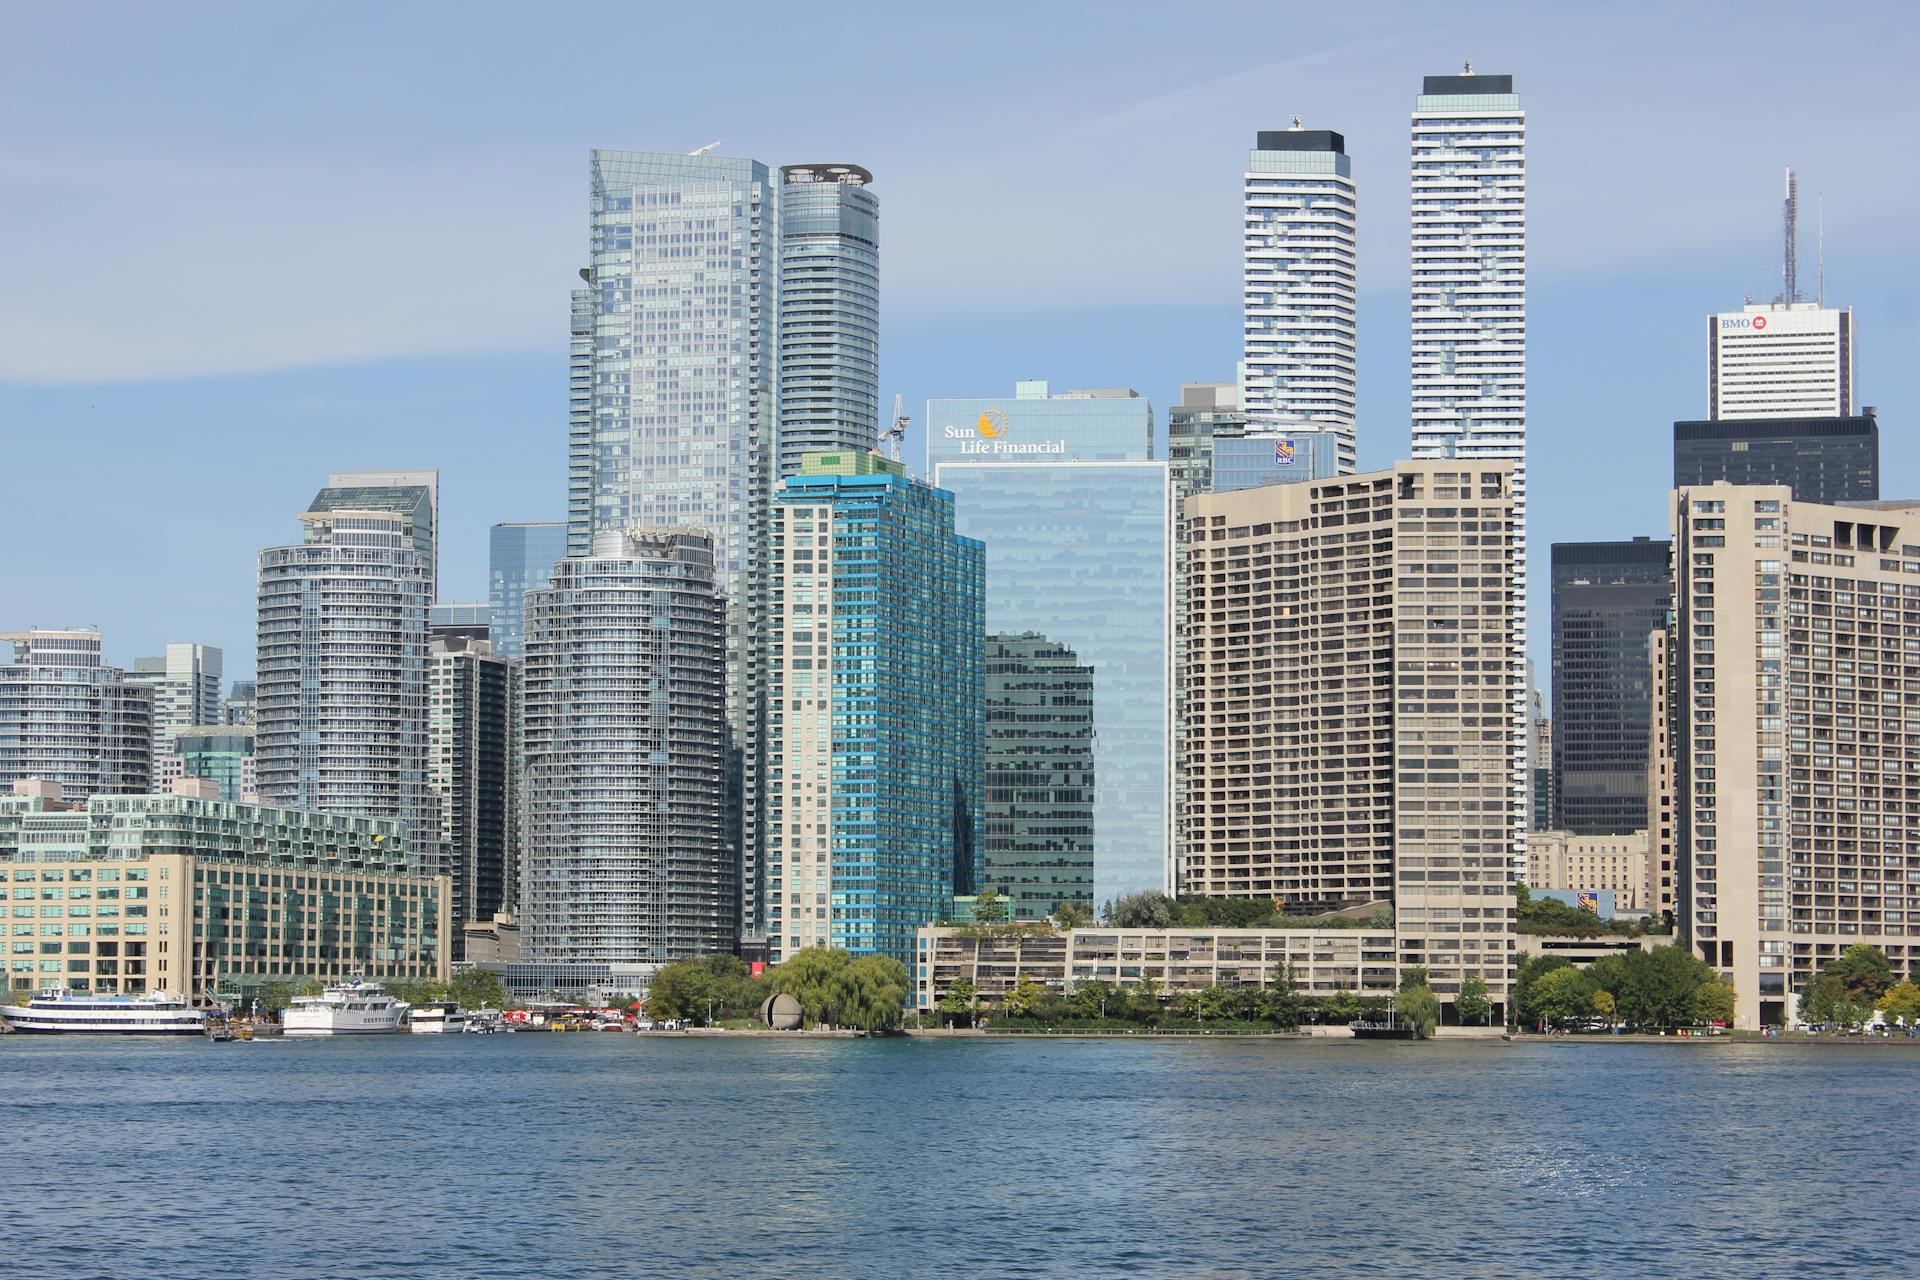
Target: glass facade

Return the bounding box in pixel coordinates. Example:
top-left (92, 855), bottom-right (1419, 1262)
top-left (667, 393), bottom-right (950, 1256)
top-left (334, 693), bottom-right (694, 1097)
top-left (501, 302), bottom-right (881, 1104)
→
top-left (767, 453), bottom-right (984, 967)
top-left (174, 726), bottom-right (254, 803)
top-left (779, 165), bottom-right (879, 476)
top-left (488, 521), bottom-right (568, 660)
top-left (934, 459), bottom-right (1171, 908)
top-left (1672, 415), bottom-right (1879, 505)
top-left (984, 632), bottom-right (1095, 920)
top-left (925, 381), bottom-right (1153, 468)
top-left (1210, 432), bottom-right (1341, 493)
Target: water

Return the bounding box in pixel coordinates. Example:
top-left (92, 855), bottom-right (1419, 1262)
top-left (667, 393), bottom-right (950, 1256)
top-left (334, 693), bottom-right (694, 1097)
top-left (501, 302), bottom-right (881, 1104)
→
top-left (3, 1034), bottom-right (1915, 1278)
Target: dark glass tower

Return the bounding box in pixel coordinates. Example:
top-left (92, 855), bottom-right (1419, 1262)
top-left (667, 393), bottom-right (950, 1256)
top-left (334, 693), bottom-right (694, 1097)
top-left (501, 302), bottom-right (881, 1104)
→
top-left (1550, 538), bottom-right (1671, 834)
top-left (1672, 413), bottom-right (1878, 504)
top-left (982, 632), bottom-right (1095, 921)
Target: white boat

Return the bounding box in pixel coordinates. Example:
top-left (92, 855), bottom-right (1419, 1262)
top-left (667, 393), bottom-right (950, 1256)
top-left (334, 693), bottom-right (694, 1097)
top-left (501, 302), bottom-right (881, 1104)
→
top-left (282, 979), bottom-right (409, 1036)
top-left (408, 1001), bottom-right (468, 1034)
top-left (0, 987), bottom-right (207, 1036)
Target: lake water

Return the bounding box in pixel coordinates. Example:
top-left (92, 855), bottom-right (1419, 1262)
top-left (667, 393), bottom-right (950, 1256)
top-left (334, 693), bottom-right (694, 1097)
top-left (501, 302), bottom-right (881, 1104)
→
top-left (2, 1034), bottom-right (1915, 1278)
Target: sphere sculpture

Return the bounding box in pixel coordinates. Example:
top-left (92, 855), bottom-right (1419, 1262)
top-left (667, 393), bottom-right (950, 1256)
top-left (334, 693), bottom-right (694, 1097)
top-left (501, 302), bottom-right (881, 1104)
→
top-left (758, 992), bottom-right (803, 1030)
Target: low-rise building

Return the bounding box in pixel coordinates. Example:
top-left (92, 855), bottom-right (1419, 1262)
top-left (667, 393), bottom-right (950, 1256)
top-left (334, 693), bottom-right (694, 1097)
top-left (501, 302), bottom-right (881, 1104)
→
top-left (1515, 932), bottom-right (1661, 968)
top-left (1525, 829), bottom-right (1651, 911)
top-left (0, 781), bottom-right (450, 999)
top-left (915, 924), bottom-right (1399, 1011)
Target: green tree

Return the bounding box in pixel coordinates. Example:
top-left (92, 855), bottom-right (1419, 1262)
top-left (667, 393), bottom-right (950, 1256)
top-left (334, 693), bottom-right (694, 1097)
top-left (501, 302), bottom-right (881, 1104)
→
top-left (1514, 953), bottom-right (1574, 1025)
top-left (1878, 978), bottom-right (1920, 1028)
top-left (1106, 891), bottom-right (1175, 928)
top-left (1051, 900), bottom-right (1094, 928)
top-left (644, 959), bottom-right (704, 1022)
top-left (972, 889), bottom-right (1007, 925)
top-left (1004, 973), bottom-right (1043, 1019)
top-left (936, 977), bottom-right (980, 1028)
top-left (1800, 973), bottom-right (1870, 1031)
top-left (836, 955), bottom-right (908, 1032)
top-left (255, 980), bottom-right (297, 1015)
top-left (385, 977), bottom-right (447, 1008)
top-left (1592, 990), bottom-right (1617, 1027)
top-left (1323, 989), bottom-right (1362, 1026)
top-left (296, 977), bottom-right (327, 998)
top-left (1823, 944), bottom-right (1895, 1006)
top-left (1071, 980), bottom-right (1116, 1021)
top-left (1454, 975), bottom-right (1492, 1027)
top-left (769, 947), bottom-right (854, 1027)
top-left (1616, 946), bottom-right (1714, 1031)
top-left (1398, 965), bottom-right (1430, 994)
top-left (449, 968), bottom-right (510, 1011)
top-left (1693, 976), bottom-right (1736, 1026)
top-left (1531, 967), bottom-right (1593, 1029)
top-left (1398, 983), bottom-right (1441, 1039)
top-left (1260, 962), bottom-right (1305, 1029)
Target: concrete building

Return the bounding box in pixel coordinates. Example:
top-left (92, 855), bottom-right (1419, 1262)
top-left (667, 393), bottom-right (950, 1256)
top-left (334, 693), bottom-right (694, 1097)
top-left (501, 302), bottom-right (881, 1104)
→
top-left (766, 453), bottom-right (984, 966)
top-left (221, 680), bottom-right (256, 726)
top-left (1550, 538), bottom-right (1671, 834)
top-left (915, 924), bottom-right (1398, 1011)
top-left (1708, 302), bottom-right (1853, 420)
top-left (983, 633), bottom-right (1096, 921)
top-left (1525, 829), bottom-right (1651, 912)
top-left (1242, 125), bottom-right (1357, 472)
top-left (1668, 483), bottom-right (1920, 1028)
top-left (0, 782), bottom-right (450, 998)
top-left (1408, 68), bottom-right (1529, 852)
top-left (429, 636), bottom-right (514, 952)
top-left (1183, 461), bottom-right (1520, 1006)
top-left (779, 164), bottom-right (880, 476)
top-left (0, 630), bottom-right (152, 799)
top-left (1647, 627), bottom-right (1677, 919)
top-left (255, 493), bottom-right (435, 875)
top-left (488, 521), bottom-right (568, 661)
top-left (929, 381), bottom-right (1170, 909)
top-left (570, 150), bottom-right (776, 943)
top-left (171, 724), bottom-right (256, 802)
top-left (125, 643), bottom-right (223, 768)
top-left (521, 529), bottom-right (731, 981)
top-left (1673, 413), bottom-right (1879, 504)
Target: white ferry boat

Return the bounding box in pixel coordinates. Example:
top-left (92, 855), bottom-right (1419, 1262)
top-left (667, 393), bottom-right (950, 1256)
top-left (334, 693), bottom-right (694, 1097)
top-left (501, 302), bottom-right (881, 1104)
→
top-left (0, 987), bottom-right (207, 1036)
top-left (408, 1001), bottom-right (468, 1034)
top-left (282, 979), bottom-right (408, 1036)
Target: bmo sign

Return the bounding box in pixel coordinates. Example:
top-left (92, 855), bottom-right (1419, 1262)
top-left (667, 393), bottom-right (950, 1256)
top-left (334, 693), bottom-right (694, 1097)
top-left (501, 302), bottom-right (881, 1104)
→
top-left (1720, 314), bottom-right (1769, 331)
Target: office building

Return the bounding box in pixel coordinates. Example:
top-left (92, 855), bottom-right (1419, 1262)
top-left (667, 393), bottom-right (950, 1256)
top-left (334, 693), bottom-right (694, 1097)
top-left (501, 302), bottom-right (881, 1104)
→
top-left (429, 603), bottom-right (489, 644)
top-left (1524, 829), bottom-right (1651, 912)
top-left (0, 783), bottom-right (449, 998)
top-left (779, 164), bottom-right (880, 476)
top-left (766, 453), bottom-right (984, 965)
top-left (429, 636), bottom-right (514, 949)
top-left (1668, 483), bottom-right (1920, 1027)
top-left (172, 724), bottom-right (256, 802)
top-left (1184, 462), bottom-right (1520, 1008)
top-left (1242, 124), bottom-right (1357, 472)
top-left (1408, 66), bottom-right (1529, 864)
top-left (221, 680), bottom-right (256, 726)
top-left (1672, 413), bottom-right (1878, 504)
top-left (929, 381), bottom-right (1171, 908)
top-left (1550, 538), bottom-right (1671, 834)
top-left (1647, 627), bottom-right (1677, 919)
top-left (488, 521), bottom-right (568, 660)
top-left (983, 633), bottom-right (1096, 921)
top-left (522, 529), bottom-right (731, 979)
top-left (570, 150), bottom-right (776, 941)
top-left (126, 643), bottom-right (223, 767)
top-left (255, 492), bottom-right (435, 873)
top-left (314, 470), bottom-right (439, 599)
top-left (0, 630), bottom-right (152, 799)
top-left (1709, 303), bottom-right (1854, 420)
top-left (1527, 667), bottom-right (1552, 833)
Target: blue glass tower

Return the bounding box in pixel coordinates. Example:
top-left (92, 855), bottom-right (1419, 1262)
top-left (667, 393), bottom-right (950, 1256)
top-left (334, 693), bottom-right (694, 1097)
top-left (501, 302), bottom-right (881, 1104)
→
top-left (767, 451), bottom-right (984, 967)
top-left (488, 521), bottom-right (568, 660)
top-left (779, 164), bottom-right (879, 477)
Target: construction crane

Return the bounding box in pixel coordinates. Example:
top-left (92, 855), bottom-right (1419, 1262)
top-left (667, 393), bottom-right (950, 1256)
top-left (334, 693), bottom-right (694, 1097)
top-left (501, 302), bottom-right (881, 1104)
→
top-left (688, 139), bottom-right (725, 157)
top-left (882, 394), bottom-right (909, 464)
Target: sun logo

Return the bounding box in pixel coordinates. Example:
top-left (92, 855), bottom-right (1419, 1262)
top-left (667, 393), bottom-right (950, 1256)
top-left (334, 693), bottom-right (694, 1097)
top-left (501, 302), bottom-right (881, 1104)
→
top-left (977, 409), bottom-right (1009, 440)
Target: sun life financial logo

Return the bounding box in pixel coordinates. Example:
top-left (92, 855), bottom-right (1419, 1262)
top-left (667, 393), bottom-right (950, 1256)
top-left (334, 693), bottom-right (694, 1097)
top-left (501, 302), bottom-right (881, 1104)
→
top-left (941, 407), bottom-right (1067, 457)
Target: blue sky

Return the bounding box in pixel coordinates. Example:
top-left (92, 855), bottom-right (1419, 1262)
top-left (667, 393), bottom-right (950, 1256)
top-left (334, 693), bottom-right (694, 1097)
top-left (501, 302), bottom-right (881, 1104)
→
top-left (3, 2), bottom-right (1917, 682)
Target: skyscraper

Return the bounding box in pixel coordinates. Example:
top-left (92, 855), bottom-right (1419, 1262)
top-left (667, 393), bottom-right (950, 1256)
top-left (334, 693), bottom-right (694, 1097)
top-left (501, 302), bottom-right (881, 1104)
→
top-left (317, 470), bottom-right (439, 599)
top-left (779, 164), bottom-right (879, 477)
top-left (766, 452), bottom-right (983, 965)
top-left (1242, 124), bottom-right (1357, 472)
top-left (220, 680), bottom-right (256, 726)
top-left (126, 642), bottom-right (223, 766)
top-left (255, 493), bottom-right (435, 871)
top-left (521, 529), bottom-right (732, 975)
top-left (0, 630), bottom-right (152, 799)
top-left (1183, 462), bottom-right (1521, 1011)
top-left (488, 521), bottom-right (568, 660)
top-left (1672, 413), bottom-right (1879, 504)
top-left (983, 633), bottom-right (1095, 921)
top-left (570, 150), bottom-right (776, 941)
top-left (929, 382), bottom-right (1170, 908)
top-left (173, 724), bottom-right (256, 802)
top-left (1550, 538), bottom-right (1671, 834)
top-left (429, 635), bottom-right (514, 948)
top-left (1708, 304), bottom-right (1854, 420)
top-left (1408, 66), bottom-right (1529, 873)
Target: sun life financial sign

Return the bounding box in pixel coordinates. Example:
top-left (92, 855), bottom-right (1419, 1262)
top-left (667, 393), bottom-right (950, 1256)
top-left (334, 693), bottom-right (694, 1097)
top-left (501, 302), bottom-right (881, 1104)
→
top-left (942, 409), bottom-right (1067, 456)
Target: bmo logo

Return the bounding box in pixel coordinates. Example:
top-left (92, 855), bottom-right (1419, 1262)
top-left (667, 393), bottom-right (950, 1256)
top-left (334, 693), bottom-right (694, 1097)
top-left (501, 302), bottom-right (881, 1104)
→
top-left (1720, 314), bottom-right (1769, 331)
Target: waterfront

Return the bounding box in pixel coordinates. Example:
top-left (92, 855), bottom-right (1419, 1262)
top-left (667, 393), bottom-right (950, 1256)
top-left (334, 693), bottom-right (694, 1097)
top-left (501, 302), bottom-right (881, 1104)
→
top-left (3, 1036), bottom-right (1915, 1278)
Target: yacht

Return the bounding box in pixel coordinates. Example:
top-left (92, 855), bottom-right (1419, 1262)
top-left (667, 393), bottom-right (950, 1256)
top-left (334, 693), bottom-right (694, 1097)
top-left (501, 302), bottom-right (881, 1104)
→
top-left (0, 987), bottom-right (207, 1036)
top-left (282, 979), bottom-right (408, 1036)
top-left (408, 1001), bottom-right (468, 1035)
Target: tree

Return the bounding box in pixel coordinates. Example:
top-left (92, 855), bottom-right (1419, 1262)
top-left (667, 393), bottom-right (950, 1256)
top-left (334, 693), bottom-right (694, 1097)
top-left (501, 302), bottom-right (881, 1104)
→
top-left (972, 889), bottom-right (1007, 925)
top-left (1106, 891), bottom-right (1175, 929)
top-left (1615, 946), bottom-right (1715, 1031)
top-left (769, 947), bottom-right (853, 1027)
top-left (1071, 980), bottom-right (1116, 1021)
top-left (255, 980), bottom-right (297, 1015)
top-left (450, 968), bottom-right (510, 1011)
top-left (1455, 975), bottom-right (1492, 1027)
top-left (1398, 984), bottom-right (1440, 1039)
top-left (1514, 954), bottom-right (1574, 1025)
top-left (1323, 989), bottom-right (1362, 1026)
top-left (1051, 900), bottom-right (1094, 929)
top-left (836, 955), bottom-right (908, 1032)
top-left (936, 977), bottom-right (980, 1028)
top-left (1693, 976), bottom-right (1736, 1026)
top-left (1004, 973), bottom-right (1043, 1019)
top-left (1260, 962), bottom-right (1305, 1029)
top-left (384, 977), bottom-right (447, 1008)
top-left (1592, 990), bottom-right (1617, 1027)
top-left (1800, 973), bottom-right (1870, 1031)
top-left (1878, 978), bottom-right (1920, 1028)
top-left (1398, 965), bottom-right (1430, 994)
top-left (1531, 967), bottom-right (1593, 1029)
top-left (1823, 944), bottom-right (1895, 1006)
top-left (296, 978), bottom-right (327, 998)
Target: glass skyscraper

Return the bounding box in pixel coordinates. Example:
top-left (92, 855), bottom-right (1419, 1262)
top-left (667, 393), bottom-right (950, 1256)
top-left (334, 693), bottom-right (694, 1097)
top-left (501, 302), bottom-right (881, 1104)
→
top-left (767, 452), bottom-right (983, 967)
top-left (570, 150), bottom-right (776, 940)
top-left (488, 521), bottom-right (568, 660)
top-left (984, 632), bottom-right (1095, 920)
top-left (779, 164), bottom-right (879, 477)
top-left (929, 382), bottom-right (1170, 909)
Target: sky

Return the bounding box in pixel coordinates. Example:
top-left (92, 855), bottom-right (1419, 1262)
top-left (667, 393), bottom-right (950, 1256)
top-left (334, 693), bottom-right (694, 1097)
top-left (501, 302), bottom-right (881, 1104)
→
top-left (3, 1), bottom-right (1918, 686)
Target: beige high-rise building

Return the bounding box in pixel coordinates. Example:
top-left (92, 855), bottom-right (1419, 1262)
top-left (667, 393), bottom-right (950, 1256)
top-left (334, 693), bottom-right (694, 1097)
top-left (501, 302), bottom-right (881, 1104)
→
top-left (1669, 483), bottom-right (1920, 1028)
top-left (1524, 829), bottom-right (1650, 911)
top-left (1648, 627), bottom-right (1677, 919)
top-left (1183, 461), bottom-right (1520, 1008)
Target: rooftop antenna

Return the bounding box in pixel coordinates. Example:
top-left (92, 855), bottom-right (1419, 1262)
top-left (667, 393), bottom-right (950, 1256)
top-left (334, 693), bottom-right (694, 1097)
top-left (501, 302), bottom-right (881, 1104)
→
top-left (883, 394), bottom-right (908, 464)
top-left (1290, 115), bottom-right (1303, 130)
top-left (689, 139), bottom-right (724, 157)
top-left (1818, 192), bottom-right (1826, 307)
top-left (1782, 166), bottom-right (1799, 304)
top-left (1463, 60), bottom-right (1474, 75)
